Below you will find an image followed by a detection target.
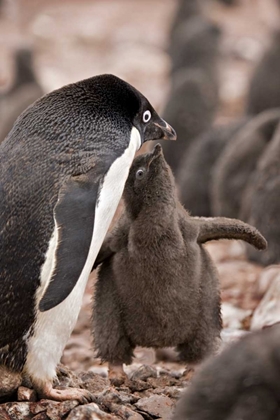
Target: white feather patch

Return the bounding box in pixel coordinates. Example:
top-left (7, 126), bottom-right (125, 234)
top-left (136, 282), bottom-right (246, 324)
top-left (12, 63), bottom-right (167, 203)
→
top-left (24, 127), bottom-right (141, 384)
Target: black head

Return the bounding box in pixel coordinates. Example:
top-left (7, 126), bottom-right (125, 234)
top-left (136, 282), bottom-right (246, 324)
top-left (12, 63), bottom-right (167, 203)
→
top-left (123, 144), bottom-right (176, 218)
top-left (78, 74), bottom-right (176, 145)
top-left (12, 74), bottom-right (176, 156)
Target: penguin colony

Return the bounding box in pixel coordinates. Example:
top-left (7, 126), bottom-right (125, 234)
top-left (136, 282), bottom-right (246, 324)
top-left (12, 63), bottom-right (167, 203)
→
top-left (0, 0), bottom-right (280, 412)
top-left (173, 325), bottom-right (280, 420)
top-left (164, 0), bottom-right (280, 265)
top-left (0, 74), bottom-right (175, 400)
top-left (92, 145), bottom-right (266, 385)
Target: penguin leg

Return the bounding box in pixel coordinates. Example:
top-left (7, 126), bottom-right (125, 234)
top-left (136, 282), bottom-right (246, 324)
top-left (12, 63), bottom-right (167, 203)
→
top-left (108, 364), bottom-right (127, 387)
top-left (176, 326), bottom-right (221, 365)
top-left (93, 263), bottom-right (134, 385)
top-left (35, 381), bottom-right (94, 403)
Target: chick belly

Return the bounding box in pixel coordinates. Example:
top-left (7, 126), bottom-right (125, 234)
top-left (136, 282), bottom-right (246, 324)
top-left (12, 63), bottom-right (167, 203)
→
top-left (123, 309), bottom-right (189, 349)
top-left (116, 276), bottom-right (198, 349)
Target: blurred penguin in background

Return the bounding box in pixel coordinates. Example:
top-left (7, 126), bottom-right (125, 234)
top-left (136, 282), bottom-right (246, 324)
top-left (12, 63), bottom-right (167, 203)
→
top-left (243, 122), bottom-right (280, 265)
top-left (211, 109), bottom-right (280, 219)
top-left (0, 47), bottom-right (43, 143)
top-left (161, 0), bottom-right (221, 175)
top-left (246, 30), bottom-right (280, 116)
top-left (177, 119), bottom-right (248, 217)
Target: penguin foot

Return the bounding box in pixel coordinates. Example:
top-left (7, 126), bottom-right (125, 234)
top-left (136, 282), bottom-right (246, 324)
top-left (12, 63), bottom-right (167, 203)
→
top-left (108, 363), bottom-right (127, 387)
top-left (39, 382), bottom-right (94, 403)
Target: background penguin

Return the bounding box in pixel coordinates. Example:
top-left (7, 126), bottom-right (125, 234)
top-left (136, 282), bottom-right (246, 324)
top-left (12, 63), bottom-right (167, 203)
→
top-left (0, 47), bottom-right (43, 143)
top-left (92, 144), bottom-right (267, 385)
top-left (161, 17), bottom-right (221, 176)
top-left (242, 123), bottom-right (280, 265)
top-left (170, 17), bottom-right (221, 79)
top-left (0, 74), bottom-right (176, 401)
top-left (177, 119), bottom-right (248, 217)
top-left (173, 325), bottom-right (280, 420)
top-left (217, 0), bottom-right (238, 5)
top-left (169, 0), bottom-right (202, 46)
top-left (246, 30), bottom-right (280, 116)
top-left (211, 109), bottom-right (280, 218)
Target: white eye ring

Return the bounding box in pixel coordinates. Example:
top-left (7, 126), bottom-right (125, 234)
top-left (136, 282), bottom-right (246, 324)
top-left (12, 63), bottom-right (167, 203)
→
top-left (136, 167), bottom-right (146, 180)
top-left (143, 110), bottom-right (151, 123)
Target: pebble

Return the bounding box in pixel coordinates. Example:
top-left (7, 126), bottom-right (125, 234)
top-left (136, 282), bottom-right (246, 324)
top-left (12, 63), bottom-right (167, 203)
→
top-left (17, 386), bottom-right (37, 402)
top-left (135, 395), bottom-right (175, 420)
top-left (130, 365), bottom-right (157, 382)
top-left (251, 273), bottom-right (280, 330)
top-left (67, 403), bottom-right (113, 420)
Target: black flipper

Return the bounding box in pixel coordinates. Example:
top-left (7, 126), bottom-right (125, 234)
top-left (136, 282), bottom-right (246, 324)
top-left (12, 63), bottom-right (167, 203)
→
top-left (39, 166), bottom-right (107, 312)
top-left (92, 240), bottom-right (115, 270)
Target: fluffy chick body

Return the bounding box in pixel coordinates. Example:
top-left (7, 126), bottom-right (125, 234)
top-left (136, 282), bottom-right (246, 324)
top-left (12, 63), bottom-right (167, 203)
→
top-left (93, 145), bottom-right (266, 369)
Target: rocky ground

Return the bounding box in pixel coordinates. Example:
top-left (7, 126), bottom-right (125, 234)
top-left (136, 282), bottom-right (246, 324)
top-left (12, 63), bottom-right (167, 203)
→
top-left (1, 0), bottom-right (280, 419)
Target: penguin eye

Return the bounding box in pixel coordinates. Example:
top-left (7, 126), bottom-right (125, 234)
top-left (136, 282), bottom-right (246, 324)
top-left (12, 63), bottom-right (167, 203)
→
top-left (136, 167), bottom-right (146, 180)
top-left (143, 110), bottom-right (151, 123)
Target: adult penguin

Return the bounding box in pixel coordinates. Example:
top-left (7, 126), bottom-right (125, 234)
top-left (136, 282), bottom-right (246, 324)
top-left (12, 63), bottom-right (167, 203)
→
top-left (0, 74), bottom-right (176, 401)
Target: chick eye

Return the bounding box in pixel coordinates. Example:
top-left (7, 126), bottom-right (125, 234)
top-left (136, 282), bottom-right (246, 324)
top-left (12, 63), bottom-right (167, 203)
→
top-left (136, 167), bottom-right (146, 180)
top-left (143, 110), bottom-right (151, 123)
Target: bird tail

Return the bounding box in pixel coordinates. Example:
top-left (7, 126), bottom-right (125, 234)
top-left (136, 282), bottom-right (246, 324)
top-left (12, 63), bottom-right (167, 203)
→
top-left (194, 217), bottom-right (267, 250)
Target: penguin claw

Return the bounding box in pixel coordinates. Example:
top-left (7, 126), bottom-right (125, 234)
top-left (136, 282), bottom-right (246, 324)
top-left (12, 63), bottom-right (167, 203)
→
top-left (38, 382), bottom-right (94, 403)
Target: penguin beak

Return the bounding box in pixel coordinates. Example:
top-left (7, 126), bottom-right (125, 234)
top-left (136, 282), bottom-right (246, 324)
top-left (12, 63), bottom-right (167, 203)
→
top-left (154, 120), bottom-right (177, 141)
top-left (143, 117), bottom-right (177, 142)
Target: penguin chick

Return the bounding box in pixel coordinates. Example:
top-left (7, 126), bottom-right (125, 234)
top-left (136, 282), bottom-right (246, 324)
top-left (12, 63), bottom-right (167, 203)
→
top-left (211, 109), bottom-right (280, 218)
top-left (0, 47), bottom-right (43, 143)
top-left (243, 122), bottom-right (280, 265)
top-left (0, 74), bottom-right (176, 401)
top-left (246, 30), bottom-right (280, 116)
top-left (177, 119), bottom-right (249, 216)
top-left (92, 144), bottom-right (266, 385)
top-left (173, 325), bottom-right (280, 420)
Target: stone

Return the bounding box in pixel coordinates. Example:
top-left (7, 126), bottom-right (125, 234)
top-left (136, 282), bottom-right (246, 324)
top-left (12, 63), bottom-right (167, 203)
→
top-left (78, 371), bottom-right (110, 394)
top-left (112, 405), bottom-right (143, 420)
top-left (32, 414), bottom-right (49, 420)
top-left (135, 395), bottom-right (175, 420)
top-left (1, 402), bottom-right (32, 420)
top-left (117, 391), bottom-right (139, 405)
top-left (66, 403), bottom-right (113, 420)
top-left (56, 364), bottom-right (83, 388)
top-left (221, 302), bottom-right (252, 329)
top-left (30, 399), bottom-right (58, 415)
top-left (161, 387), bottom-right (184, 399)
top-left (0, 407), bottom-right (10, 420)
top-left (255, 265), bottom-right (280, 297)
top-left (129, 365), bottom-right (157, 382)
top-left (17, 386), bottom-right (37, 402)
top-left (251, 273), bottom-right (280, 330)
top-left (147, 375), bottom-right (177, 389)
top-left (126, 380), bottom-right (150, 392)
top-left (46, 400), bottom-right (79, 420)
